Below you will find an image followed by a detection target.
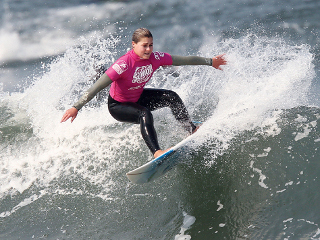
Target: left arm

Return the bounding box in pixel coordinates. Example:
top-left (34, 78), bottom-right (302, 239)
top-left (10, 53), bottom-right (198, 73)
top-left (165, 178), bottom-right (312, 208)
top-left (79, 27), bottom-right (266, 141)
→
top-left (171, 54), bottom-right (226, 70)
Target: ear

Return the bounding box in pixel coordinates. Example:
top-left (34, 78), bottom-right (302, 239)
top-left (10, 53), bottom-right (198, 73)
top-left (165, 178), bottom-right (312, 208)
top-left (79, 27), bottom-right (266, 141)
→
top-left (132, 41), bottom-right (136, 48)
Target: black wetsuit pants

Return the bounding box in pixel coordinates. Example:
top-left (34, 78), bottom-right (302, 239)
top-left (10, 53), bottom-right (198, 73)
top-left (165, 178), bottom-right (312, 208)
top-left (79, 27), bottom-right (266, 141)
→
top-left (108, 88), bottom-right (196, 155)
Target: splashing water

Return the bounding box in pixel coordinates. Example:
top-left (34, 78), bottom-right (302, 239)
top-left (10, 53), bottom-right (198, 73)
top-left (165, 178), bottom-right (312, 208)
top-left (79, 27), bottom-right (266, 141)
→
top-left (0, 33), bottom-right (315, 201)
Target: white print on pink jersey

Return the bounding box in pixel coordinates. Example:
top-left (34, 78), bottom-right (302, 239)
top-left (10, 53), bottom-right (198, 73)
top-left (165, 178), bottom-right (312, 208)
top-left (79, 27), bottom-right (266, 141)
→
top-left (112, 60), bottom-right (128, 75)
top-left (132, 64), bottom-right (153, 84)
top-left (153, 51), bottom-right (165, 60)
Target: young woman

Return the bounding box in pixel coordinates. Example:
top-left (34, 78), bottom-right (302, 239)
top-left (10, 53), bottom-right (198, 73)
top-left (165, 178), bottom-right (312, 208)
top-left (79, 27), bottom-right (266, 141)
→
top-left (61, 28), bottom-right (226, 158)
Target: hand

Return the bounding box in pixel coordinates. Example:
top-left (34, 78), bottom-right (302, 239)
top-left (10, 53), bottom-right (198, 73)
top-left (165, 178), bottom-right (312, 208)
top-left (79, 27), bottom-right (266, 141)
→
top-left (212, 54), bottom-right (227, 70)
top-left (61, 107), bottom-right (78, 123)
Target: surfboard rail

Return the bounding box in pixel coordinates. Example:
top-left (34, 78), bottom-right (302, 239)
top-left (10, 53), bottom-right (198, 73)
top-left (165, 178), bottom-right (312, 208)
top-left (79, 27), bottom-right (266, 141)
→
top-left (126, 134), bottom-right (195, 184)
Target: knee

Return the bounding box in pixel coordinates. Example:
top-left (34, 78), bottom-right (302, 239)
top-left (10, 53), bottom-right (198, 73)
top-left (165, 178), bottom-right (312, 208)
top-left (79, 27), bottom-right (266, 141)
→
top-left (139, 108), bottom-right (154, 124)
top-left (164, 90), bottom-right (181, 101)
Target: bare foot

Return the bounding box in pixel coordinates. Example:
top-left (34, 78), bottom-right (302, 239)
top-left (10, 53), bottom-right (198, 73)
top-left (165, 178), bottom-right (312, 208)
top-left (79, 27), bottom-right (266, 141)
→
top-left (154, 148), bottom-right (171, 158)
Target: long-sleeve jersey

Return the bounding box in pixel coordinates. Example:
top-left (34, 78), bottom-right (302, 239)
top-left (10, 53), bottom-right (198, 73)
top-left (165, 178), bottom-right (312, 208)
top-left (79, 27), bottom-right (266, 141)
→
top-left (72, 52), bottom-right (212, 110)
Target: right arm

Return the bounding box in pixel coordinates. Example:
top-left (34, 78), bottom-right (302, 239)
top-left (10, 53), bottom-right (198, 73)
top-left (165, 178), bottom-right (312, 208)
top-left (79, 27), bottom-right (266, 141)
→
top-left (60, 73), bottom-right (112, 123)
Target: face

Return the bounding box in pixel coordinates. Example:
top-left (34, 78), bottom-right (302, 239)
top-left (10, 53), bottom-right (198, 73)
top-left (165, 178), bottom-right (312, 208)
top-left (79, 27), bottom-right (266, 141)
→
top-left (132, 37), bottom-right (153, 59)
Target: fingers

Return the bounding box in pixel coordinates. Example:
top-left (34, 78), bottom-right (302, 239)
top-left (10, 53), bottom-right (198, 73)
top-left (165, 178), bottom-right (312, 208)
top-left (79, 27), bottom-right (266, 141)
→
top-left (60, 107), bottom-right (78, 123)
top-left (60, 113), bottom-right (70, 123)
top-left (212, 54), bottom-right (227, 70)
top-left (71, 115), bottom-right (76, 123)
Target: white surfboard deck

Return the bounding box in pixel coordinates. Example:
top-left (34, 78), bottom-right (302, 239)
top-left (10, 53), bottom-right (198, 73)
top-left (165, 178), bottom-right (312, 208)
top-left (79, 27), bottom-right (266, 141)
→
top-left (126, 135), bottom-right (194, 184)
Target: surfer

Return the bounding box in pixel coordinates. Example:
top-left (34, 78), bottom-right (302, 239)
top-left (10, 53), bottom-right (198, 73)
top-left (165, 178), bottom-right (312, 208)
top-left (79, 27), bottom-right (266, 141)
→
top-left (61, 28), bottom-right (226, 158)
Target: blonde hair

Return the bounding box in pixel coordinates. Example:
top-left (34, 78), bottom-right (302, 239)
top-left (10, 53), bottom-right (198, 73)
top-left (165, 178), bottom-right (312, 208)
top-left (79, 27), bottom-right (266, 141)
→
top-left (132, 28), bottom-right (153, 43)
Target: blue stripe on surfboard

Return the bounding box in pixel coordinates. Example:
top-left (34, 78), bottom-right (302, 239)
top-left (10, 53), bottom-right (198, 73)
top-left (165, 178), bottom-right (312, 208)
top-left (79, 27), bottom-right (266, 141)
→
top-left (126, 149), bottom-right (176, 176)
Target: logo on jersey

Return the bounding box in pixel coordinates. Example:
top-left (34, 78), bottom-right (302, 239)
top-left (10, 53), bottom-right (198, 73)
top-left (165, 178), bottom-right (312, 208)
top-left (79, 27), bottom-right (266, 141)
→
top-left (153, 51), bottom-right (165, 60)
top-left (132, 64), bottom-right (153, 84)
top-left (112, 60), bottom-right (128, 75)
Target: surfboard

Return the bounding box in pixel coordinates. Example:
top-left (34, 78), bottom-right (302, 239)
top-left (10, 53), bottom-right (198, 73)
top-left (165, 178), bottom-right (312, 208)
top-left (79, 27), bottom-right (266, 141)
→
top-left (126, 134), bottom-right (194, 184)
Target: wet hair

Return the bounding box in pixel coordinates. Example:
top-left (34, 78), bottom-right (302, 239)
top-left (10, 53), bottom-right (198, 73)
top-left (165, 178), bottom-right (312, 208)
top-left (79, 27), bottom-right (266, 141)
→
top-left (132, 28), bottom-right (153, 43)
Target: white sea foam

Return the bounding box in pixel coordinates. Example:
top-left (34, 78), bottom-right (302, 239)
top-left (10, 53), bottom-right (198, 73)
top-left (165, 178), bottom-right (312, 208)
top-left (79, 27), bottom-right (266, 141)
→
top-left (175, 212), bottom-right (196, 240)
top-left (188, 34), bottom-right (314, 162)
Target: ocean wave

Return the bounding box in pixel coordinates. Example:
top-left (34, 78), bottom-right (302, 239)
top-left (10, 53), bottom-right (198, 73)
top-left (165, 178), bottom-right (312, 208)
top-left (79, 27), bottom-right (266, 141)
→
top-left (0, 31), bottom-right (318, 239)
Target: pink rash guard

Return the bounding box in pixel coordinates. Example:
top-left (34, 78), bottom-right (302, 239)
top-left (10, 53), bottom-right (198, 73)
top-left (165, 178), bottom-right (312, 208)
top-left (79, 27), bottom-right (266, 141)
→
top-left (106, 49), bottom-right (173, 103)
